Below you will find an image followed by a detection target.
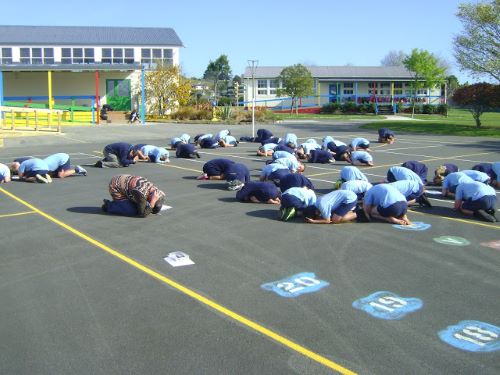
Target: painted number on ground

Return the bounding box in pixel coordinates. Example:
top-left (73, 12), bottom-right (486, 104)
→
top-left (392, 221), bottom-right (431, 231)
top-left (352, 291), bottom-right (423, 320)
top-left (480, 240), bottom-right (500, 251)
top-left (433, 236), bottom-right (470, 246)
top-left (439, 320), bottom-right (499, 352)
top-left (261, 272), bottom-right (329, 298)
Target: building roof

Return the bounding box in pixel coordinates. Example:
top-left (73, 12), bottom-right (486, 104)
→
top-left (0, 63), bottom-right (143, 72)
top-left (244, 66), bottom-right (414, 80)
top-left (0, 25), bottom-right (183, 47)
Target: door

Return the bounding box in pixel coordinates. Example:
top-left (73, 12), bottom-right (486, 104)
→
top-left (106, 79), bottom-right (131, 111)
top-left (329, 84), bottom-right (337, 103)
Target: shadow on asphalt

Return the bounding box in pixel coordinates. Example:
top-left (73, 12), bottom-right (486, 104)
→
top-left (67, 206), bottom-right (108, 215)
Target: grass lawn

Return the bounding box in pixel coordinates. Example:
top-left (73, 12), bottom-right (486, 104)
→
top-left (274, 113), bottom-right (386, 121)
top-left (361, 108), bottom-right (500, 137)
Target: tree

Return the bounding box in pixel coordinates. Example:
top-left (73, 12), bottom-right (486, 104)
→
top-left (203, 55), bottom-right (232, 105)
top-left (276, 64), bottom-right (314, 114)
top-left (453, 0), bottom-right (500, 81)
top-left (452, 83), bottom-right (500, 127)
top-left (403, 49), bottom-right (447, 117)
top-left (140, 64), bottom-right (192, 116)
top-left (446, 75), bottom-right (461, 101)
top-left (380, 50), bottom-right (407, 66)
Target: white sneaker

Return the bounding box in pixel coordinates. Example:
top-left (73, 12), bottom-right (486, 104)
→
top-left (45, 174), bottom-right (52, 183)
top-left (36, 174), bottom-right (49, 183)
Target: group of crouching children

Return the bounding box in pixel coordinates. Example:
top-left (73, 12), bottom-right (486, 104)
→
top-left (195, 128), bottom-right (498, 224)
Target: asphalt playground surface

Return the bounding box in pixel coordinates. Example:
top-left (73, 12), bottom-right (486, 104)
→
top-left (0, 119), bottom-right (499, 375)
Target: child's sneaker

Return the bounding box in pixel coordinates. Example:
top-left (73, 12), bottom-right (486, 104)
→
top-left (75, 165), bottom-right (87, 176)
top-left (474, 209), bottom-right (496, 223)
top-left (45, 174), bottom-right (52, 183)
top-left (35, 174), bottom-right (49, 183)
top-left (196, 173), bottom-right (208, 180)
top-left (281, 207), bottom-right (296, 221)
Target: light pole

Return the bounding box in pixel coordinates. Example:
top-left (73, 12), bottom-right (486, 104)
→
top-left (247, 59), bottom-right (258, 138)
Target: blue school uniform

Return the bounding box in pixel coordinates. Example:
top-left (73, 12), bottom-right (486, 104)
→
top-left (260, 163), bottom-right (290, 178)
top-left (387, 166), bottom-right (423, 185)
top-left (43, 153), bottom-right (70, 172)
top-left (179, 133), bottom-right (190, 143)
top-left (279, 173), bottom-right (314, 192)
top-left (176, 143), bottom-right (197, 158)
top-left (140, 145), bottom-right (169, 163)
top-left (461, 170), bottom-right (491, 183)
top-left (170, 137), bottom-right (182, 147)
top-left (456, 181), bottom-right (497, 211)
top-left (199, 137), bottom-right (219, 149)
top-left (215, 130), bottom-right (230, 141)
top-left (443, 163), bottom-right (459, 175)
top-left (256, 129), bottom-right (273, 142)
top-left (401, 161), bottom-right (428, 184)
top-left (197, 134), bottom-right (213, 142)
top-left (236, 181), bottom-right (279, 202)
top-left (273, 157), bottom-right (300, 172)
top-left (378, 128), bottom-right (394, 138)
top-left (389, 180), bottom-right (423, 201)
top-left (443, 172), bottom-right (474, 191)
top-left (104, 142), bottom-right (135, 166)
top-left (340, 180), bottom-right (373, 198)
top-left (351, 151), bottom-right (373, 164)
top-left (260, 143), bottom-right (278, 152)
top-left (0, 163), bottom-right (10, 182)
top-left (19, 158), bottom-right (49, 177)
top-left (272, 150), bottom-right (295, 160)
top-left (316, 190), bottom-right (357, 219)
top-left (284, 133), bottom-right (298, 147)
top-left (226, 163), bottom-right (250, 183)
top-left (301, 142), bottom-right (321, 155)
top-left (492, 162), bottom-right (500, 180)
top-left (281, 187), bottom-right (317, 209)
top-left (309, 149), bottom-right (333, 163)
top-left (364, 184), bottom-right (408, 217)
top-left (472, 163), bottom-right (493, 177)
top-left (340, 166), bottom-right (369, 182)
top-left (351, 137), bottom-right (370, 149)
top-left (274, 144), bottom-right (294, 154)
top-left (203, 158), bottom-right (235, 176)
top-left (221, 135), bottom-right (238, 146)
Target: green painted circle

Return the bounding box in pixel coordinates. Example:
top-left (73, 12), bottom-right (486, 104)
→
top-left (433, 236), bottom-right (470, 246)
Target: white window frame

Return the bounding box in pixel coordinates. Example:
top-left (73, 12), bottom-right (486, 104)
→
top-left (0, 47), bottom-right (13, 64)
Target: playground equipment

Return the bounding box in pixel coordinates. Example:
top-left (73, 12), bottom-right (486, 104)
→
top-left (0, 106), bottom-right (63, 132)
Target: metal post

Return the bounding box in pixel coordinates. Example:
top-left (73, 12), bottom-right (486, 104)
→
top-left (0, 71), bottom-right (3, 122)
top-left (141, 66), bottom-right (146, 125)
top-left (35, 110), bottom-right (38, 131)
top-left (247, 59), bottom-right (258, 138)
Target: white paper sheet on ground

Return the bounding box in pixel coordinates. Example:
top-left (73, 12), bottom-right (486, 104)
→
top-left (164, 251), bottom-right (194, 267)
top-left (11, 176), bottom-right (20, 180)
top-left (425, 190), bottom-right (442, 195)
top-left (160, 205), bottom-right (172, 211)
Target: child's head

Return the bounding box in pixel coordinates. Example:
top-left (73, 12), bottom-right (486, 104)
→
top-left (10, 162), bottom-right (20, 174)
top-left (297, 163), bottom-right (306, 173)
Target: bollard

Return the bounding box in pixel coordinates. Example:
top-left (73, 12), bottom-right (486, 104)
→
top-left (57, 111), bottom-right (61, 133)
top-left (35, 110), bottom-right (38, 131)
top-left (10, 109), bottom-right (14, 130)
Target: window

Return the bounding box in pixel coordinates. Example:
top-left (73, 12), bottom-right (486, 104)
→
top-left (112, 48), bottom-right (123, 64)
top-left (405, 82), bottom-right (413, 87)
top-left (394, 89), bottom-right (403, 95)
top-left (124, 48), bottom-right (134, 64)
top-left (31, 48), bottom-right (42, 64)
top-left (417, 89), bottom-right (428, 95)
top-left (61, 48), bottom-right (93, 64)
top-left (44, 48), bottom-right (54, 64)
top-left (0, 48), bottom-right (12, 64)
top-left (344, 89), bottom-right (354, 95)
top-left (258, 80), bottom-right (267, 88)
top-left (343, 82), bottom-right (353, 88)
top-left (102, 48), bottom-right (112, 64)
top-left (394, 82), bottom-right (403, 88)
top-left (380, 82), bottom-right (390, 88)
top-left (269, 79), bottom-right (278, 95)
top-left (368, 82), bottom-right (378, 88)
top-left (20, 48), bottom-right (30, 64)
top-left (141, 48), bottom-right (173, 66)
top-left (368, 89), bottom-right (378, 95)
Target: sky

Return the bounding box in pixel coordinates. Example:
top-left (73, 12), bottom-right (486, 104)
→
top-left (5, 0), bottom-right (481, 83)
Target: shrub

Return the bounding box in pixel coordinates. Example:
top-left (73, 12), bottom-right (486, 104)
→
top-left (422, 104), bottom-right (435, 114)
top-left (435, 104), bottom-right (448, 115)
top-left (341, 102), bottom-right (358, 113)
top-left (359, 103), bottom-right (376, 114)
top-left (320, 102), bottom-right (341, 114)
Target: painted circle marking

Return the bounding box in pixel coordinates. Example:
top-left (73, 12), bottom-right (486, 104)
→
top-left (392, 221), bottom-right (431, 231)
top-left (433, 236), bottom-right (470, 246)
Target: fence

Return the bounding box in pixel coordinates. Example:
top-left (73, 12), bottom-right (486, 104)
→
top-left (0, 106), bottom-right (63, 132)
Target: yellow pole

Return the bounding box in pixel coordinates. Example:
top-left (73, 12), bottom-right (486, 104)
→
top-left (317, 80), bottom-right (321, 107)
top-left (48, 71), bottom-right (53, 126)
top-left (391, 81), bottom-right (394, 106)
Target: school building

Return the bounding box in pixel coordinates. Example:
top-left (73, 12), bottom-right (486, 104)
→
top-left (0, 25), bottom-right (183, 124)
top-left (242, 66), bottom-right (446, 112)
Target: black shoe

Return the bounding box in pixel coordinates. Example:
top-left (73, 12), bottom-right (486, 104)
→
top-left (355, 207), bottom-right (370, 223)
top-left (474, 209), bottom-right (496, 223)
top-left (101, 199), bottom-right (110, 212)
top-left (195, 152), bottom-right (201, 158)
top-left (417, 194), bottom-right (432, 208)
top-left (94, 160), bottom-right (103, 168)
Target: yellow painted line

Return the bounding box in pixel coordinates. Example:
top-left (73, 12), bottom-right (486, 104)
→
top-left (0, 210), bottom-right (36, 218)
top-left (0, 187), bottom-right (356, 375)
top-left (93, 150), bottom-right (103, 155)
top-left (409, 210), bottom-right (500, 230)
